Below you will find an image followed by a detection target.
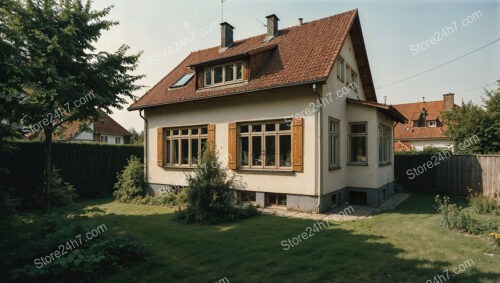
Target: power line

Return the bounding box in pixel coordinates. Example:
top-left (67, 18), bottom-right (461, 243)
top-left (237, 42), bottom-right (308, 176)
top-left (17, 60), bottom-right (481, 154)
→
top-left (376, 38), bottom-right (500, 90)
top-left (455, 81), bottom-right (497, 94)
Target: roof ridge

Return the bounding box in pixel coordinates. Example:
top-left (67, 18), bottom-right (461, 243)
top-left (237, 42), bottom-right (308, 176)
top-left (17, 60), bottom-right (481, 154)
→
top-left (189, 9), bottom-right (358, 55)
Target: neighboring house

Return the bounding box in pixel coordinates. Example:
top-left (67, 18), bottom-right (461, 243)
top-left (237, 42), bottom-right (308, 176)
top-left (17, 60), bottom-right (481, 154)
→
top-left (53, 109), bottom-right (131, 144)
top-left (129, 10), bottom-right (407, 212)
top-left (393, 94), bottom-right (456, 152)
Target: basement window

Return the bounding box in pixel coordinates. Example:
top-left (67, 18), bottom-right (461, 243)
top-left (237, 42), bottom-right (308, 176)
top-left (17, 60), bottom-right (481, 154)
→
top-left (266, 193), bottom-right (286, 207)
top-left (171, 73), bottom-right (194, 88)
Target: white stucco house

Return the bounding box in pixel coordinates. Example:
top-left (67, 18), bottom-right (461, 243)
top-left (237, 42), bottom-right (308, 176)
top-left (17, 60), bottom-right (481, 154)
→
top-left (129, 10), bottom-right (407, 212)
top-left (393, 94), bottom-right (456, 152)
top-left (52, 109), bottom-right (131, 144)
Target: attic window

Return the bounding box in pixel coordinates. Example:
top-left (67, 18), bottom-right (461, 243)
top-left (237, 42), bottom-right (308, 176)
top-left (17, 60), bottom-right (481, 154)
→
top-left (204, 62), bottom-right (244, 87)
top-left (171, 73), bottom-right (194, 88)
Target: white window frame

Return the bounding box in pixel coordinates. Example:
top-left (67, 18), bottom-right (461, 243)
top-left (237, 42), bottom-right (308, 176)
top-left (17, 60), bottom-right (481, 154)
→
top-left (348, 122), bottom-right (368, 165)
top-left (337, 56), bottom-right (345, 82)
top-left (427, 120), bottom-right (437, 127)
top-left (100, 135), bottom-right (108, 143)
top-left (115, 137), bottom-right (121, 144)
top-left (328, 118), bottom-right (340, 169)
top-left (378, 124), bottom-right (391, 165)
top-left (350, 70), bottom-right (358, 92)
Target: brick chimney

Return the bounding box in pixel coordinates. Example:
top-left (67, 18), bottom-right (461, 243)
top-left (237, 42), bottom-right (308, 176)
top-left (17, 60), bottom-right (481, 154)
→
top-left (220, 22), bottom-right (234, 50)
top-left (443, 93), bottom-right (454, 111)
top-left (266, 14), bottom-right (279, 39)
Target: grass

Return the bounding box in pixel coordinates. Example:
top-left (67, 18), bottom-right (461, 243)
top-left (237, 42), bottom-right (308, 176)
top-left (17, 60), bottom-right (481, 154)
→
top-left (6, 194), bottom-right (500, 283)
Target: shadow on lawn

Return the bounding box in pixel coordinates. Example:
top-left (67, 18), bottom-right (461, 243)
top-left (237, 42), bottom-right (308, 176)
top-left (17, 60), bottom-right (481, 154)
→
top-left (7, 199), bottom-right (498, 283)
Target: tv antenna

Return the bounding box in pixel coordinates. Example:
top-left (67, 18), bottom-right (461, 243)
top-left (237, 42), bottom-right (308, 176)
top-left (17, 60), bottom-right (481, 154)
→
top-left (256, 18), bottom-right (266, 27)
top-left (220, 0), bottom-right (226, 22)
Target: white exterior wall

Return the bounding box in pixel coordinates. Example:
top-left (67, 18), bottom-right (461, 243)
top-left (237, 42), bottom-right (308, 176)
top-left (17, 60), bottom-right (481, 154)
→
top-left (144, 34), bottom-right (395, 198)
top-left (411, 140), bottom-right (452, 151)
top-left (320, 34), bottom-right (394, 193)
top-left (73, 123), bottom-right (94, 142)
top-left (145, 86), bottom-right (319, 196)
top-left (376, 111), bottom-right (395, 188)
top-left (101, 134), bottom-right (124, 145)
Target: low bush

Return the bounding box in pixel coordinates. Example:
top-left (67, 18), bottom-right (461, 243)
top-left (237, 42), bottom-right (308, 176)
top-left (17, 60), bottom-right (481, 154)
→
top-left (113, 156), bottom-right (145, 203)
top-left (136, 190), bottom-right (187, 208)
top-left (2, 216), bottom-right (147, 282)
top-left (175, 149), bottom-right (259, 224)
top-left (467, 189), bottom-right (500, 215)
top-left (434, 195), bottom-right (496, 234)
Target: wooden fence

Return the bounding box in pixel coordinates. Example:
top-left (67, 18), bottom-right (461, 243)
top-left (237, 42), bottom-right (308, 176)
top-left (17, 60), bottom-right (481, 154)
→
top-left (394, 154), bottom-right (499, 197)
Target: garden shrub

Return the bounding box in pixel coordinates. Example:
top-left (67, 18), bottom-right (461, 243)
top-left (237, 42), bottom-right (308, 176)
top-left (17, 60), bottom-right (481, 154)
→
top-left (113, 155), bottom-right (145, 203)
top-left (175, 149), bottom-right (259, 224)
top-left (467, 189), bottom-right (500, 215)
top-left (2, 216), bottom-right (147, 282)
top-left (35, 167), bottom-right (78, 208)
top-left (434, 195), bottom-right (497, 234)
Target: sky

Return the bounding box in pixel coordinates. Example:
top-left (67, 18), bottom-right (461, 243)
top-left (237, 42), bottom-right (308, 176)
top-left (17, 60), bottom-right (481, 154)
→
top-left (91, 0), bottom-right (500, 131)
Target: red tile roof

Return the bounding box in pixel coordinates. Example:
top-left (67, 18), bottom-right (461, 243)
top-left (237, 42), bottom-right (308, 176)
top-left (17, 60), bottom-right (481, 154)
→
top-left (93, 109), bottom-right (131, 136)
top-left (394, 140), bottom-right (412, 152)
top-left (52, 109), bottom-right (130, 141)
top-left (393, 100), bottom-right (451, 140)
top-left (129, 9), bottom-right (378, 110)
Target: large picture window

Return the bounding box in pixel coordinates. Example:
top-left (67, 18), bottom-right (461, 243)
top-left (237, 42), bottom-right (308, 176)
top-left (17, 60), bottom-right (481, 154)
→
top-left (164, 125), bottom-right (208, 167)
top-left (238, 121), bottom-right (292, 169)
top-left (328, 118), bottom-right (340, 168)
top-left (379, 124), bottom-right (391, 165)
top-left (204, 61), bottom-right (244, 87)
top-left (349, 122), bottom-right (367, 164)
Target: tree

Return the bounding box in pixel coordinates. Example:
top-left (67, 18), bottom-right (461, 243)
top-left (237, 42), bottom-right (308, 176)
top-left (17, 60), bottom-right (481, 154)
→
top-left (128, 128), bottom-right (144, 145)
top-left (442, 81), bottom-right (500, 154)
top-left (1, 0), bottom-right (143, 210)
top-left (0, 0), bottom-right (26, 152)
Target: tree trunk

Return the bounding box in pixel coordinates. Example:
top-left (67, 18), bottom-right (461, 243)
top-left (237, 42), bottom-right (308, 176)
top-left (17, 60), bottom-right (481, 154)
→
top-left (42, 128), bottom-right (53, 211)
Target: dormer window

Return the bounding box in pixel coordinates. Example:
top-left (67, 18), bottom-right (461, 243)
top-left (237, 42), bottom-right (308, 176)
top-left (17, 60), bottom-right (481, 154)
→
top-left (204, 62), bottom-right (244, 87)
top-left (427, 120), bottom-right (437, 127)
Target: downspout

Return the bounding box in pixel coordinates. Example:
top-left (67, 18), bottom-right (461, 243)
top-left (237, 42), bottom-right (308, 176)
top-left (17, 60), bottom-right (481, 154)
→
top-left (312, 84), bottom-right (323, 213)
top-left (139, 109), bottom-right (148, 183)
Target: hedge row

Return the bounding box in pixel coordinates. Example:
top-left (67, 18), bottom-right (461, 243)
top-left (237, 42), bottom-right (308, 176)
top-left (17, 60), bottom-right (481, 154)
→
top-left (0, 142), bottom-right (143, 202)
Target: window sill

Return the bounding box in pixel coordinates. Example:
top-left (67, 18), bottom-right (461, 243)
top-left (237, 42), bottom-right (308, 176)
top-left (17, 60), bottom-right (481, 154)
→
top-left (347, 162), bottom-right (368, 166)
top-left (329, 165), bottom-right (341, 171)
top-left (236, 169), bottom-right (295, 175)
top-left (161, 165), bottom-right (197, 170)
top-left (379, 162), bottom-right (392, 167)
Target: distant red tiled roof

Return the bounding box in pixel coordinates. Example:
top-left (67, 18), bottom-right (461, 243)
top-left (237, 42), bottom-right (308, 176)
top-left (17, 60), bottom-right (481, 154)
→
top-left (129, 9), bottom-right (378, 110)
top-left (393, 100), bottom-right (452, 140)
top-left (93, 109), bottom-right (131, 136)
top-left (394, 140), bottom-right (412, 152)
top-left (52, 109), bottom-right (130, 141)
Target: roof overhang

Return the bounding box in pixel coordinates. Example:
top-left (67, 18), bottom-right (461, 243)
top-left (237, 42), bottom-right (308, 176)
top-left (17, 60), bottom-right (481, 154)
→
top-left (347, 98), bottom-right (408, 124)
top-left (188, 44), bottom-right (278, 69)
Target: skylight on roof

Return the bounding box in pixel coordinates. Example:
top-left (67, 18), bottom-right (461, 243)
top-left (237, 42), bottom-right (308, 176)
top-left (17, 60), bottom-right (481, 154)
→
top-left (171, 73), bottom-right (194, 88)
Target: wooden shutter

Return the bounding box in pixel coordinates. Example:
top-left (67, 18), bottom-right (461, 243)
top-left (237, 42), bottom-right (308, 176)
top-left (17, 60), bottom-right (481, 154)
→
top-left (292, 118), bottom-right (303, 172)
top-left (157, 128), bottom-right (164, 166)
top-left (228, 122), bottom-right (237, 169)
top-left (207, 124), bottom-right (215, 153)
top-left (196, 69), bottom-right (204, 89)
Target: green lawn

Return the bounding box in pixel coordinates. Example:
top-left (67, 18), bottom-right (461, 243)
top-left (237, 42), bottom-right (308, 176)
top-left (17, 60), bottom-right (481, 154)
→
top-left (9, 194), bottom-right (500, 282)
